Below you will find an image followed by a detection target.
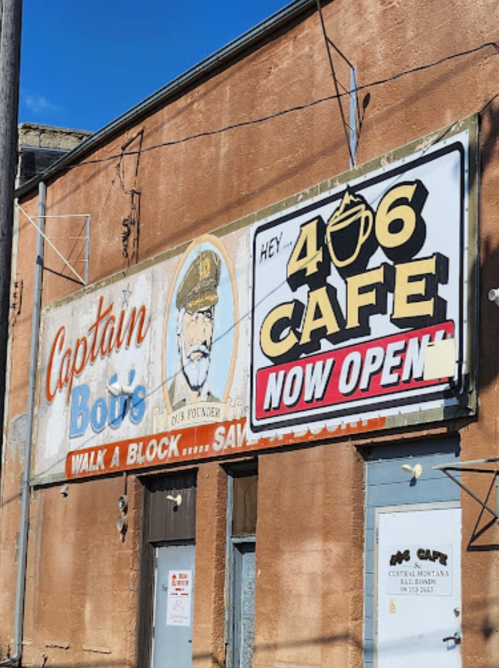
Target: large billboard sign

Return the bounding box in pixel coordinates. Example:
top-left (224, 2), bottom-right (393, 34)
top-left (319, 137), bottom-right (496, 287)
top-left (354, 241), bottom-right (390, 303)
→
top-left (249, 127), bottom-right (476, 436)
top-left (33, 118), bottom-right (477, 483)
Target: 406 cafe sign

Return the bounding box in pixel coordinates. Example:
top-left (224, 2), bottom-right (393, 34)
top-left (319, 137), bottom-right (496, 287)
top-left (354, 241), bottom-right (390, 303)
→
top-left (250, 128), bottom-right (475, 437)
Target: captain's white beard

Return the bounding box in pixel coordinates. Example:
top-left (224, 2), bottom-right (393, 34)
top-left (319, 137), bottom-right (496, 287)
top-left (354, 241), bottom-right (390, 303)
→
top-left (181, 343), bottom-right (211, 391)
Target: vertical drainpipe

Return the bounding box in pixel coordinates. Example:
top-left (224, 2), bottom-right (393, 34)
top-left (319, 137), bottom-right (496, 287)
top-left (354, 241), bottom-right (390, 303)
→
top-left (0, 181), bottom-right (46, 667)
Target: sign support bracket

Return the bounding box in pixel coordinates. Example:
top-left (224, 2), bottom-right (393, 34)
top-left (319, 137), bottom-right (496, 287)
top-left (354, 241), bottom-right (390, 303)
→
top-left (433, 458), bottom-right (499, 521)
top-left (349, 66), bottom-right (358, 168)
top-left (315, 0), bottom-right (358, 167)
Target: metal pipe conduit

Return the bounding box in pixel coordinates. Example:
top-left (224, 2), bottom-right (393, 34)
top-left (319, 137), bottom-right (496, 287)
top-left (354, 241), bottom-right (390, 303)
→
top-left (0, 181), bottom-right (46, 666)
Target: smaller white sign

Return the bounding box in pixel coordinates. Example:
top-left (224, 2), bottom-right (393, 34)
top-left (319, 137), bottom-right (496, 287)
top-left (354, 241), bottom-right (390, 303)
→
top-left (423, 338), bottom-right (456, 381)
top-left (385, 545), bottom-right (452, 596)
top-left (166, 570), bottom-right (193, 626)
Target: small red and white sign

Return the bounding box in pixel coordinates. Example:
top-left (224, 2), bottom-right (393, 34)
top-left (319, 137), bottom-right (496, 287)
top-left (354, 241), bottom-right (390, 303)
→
top-left (167, 570), bottom-right (193, 627)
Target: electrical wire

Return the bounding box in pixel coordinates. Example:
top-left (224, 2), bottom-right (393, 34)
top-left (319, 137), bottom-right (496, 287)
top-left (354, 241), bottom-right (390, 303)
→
top-left (96, 131), bottom-right (143, 250)
top-left (52, 40), bottom-right (498, 173)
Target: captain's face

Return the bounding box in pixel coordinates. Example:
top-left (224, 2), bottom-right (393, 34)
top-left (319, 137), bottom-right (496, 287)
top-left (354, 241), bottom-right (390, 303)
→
top-left (177, 305), bottom-right (215, 392)
top-left (179, 306), bottom-right (214, 361)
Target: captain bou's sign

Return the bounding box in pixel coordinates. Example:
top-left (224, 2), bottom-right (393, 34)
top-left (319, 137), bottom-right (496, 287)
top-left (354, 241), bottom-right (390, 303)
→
top-left (249, 128), bottom-right (475, 436)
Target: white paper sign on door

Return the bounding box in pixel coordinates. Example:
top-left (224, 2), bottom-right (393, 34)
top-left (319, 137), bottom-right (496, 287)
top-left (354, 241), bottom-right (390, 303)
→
top-left (166, 570), bottom-right (193, 626)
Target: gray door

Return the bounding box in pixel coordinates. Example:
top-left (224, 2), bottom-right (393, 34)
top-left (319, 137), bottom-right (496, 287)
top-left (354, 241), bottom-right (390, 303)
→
top-left (151, 543), bottom-right (195, 668)
top-left (232, 542), bottom-right (256, 668)
top-left (376, 506), bottom-right (462, 668)
top-left (363, 439), bottom-right (460, 668)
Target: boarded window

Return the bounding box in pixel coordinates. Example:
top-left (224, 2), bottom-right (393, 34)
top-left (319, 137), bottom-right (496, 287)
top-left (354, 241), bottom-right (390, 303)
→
top-left (145, 471), bottom-right (197, 543)
top-left (231, 470), bottom-right (258, 537)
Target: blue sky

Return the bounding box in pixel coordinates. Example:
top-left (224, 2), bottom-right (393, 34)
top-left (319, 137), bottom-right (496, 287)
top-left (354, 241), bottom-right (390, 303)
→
top-left (19, 0), bottom-right (293, 133)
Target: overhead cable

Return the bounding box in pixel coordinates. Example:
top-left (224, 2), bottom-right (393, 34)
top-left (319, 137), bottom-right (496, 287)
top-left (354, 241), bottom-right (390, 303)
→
top-left (52, 40), bottom-right (499, 173)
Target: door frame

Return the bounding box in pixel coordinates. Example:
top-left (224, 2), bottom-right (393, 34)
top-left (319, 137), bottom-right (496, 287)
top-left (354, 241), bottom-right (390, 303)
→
top-left (373, 500), bottom-right (461, 668)
top-left (136, 471), bottom-right (197, 668)
top-left (224, 463), bottom-right (258, 668)
top-left (229, 537), bottom-right (256, 668)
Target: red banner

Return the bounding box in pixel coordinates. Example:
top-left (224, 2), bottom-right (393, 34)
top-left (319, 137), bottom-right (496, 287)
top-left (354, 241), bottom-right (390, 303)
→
top-left (255, 321), bottom-right (454, 420)
top-left (65, 415), bottom-right (386, 479)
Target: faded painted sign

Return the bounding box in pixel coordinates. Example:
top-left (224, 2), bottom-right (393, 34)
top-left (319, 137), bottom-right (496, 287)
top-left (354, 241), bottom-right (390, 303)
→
top-left (249, 126), bottom-right (476, 437)
top-left (32, 119), bottom-right (477, 483)
top-left (36, 230), bottom-right (249, 481)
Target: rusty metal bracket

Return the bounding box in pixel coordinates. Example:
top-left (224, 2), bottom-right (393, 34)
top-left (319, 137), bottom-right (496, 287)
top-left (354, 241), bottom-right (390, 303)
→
top-left (433, 458), bottom-right (499, 521)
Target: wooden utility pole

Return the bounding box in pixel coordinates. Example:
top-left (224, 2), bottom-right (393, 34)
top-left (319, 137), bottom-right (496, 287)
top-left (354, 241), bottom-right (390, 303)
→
top-left (0, 0), bottom-right (22, 440)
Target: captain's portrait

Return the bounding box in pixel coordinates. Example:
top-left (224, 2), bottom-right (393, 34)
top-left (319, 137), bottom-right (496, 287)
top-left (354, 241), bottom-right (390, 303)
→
top-left (164, 238), bottom-right (236, 413)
